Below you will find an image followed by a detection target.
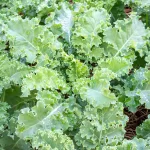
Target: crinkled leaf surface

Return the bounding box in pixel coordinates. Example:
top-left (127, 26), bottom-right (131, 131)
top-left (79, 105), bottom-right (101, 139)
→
top-left (32, 130), bottom-right (75, 150)
top-left (136, 115), bottom-right (150, 139)
top-left (104, 17), bottom-right (146, 56)
top-left (0, 54), bottom-right (31, 93)
top-left (5, 17), bottom-right (61, 63)
top-left (16, 97), bottom-right (80, 139)
top-left (0, 102), bottom-right (10, 133)
top-left (0, 0), bottom-right (150, 149)
top-left (72, 8), bottom-right (110, 54)
top-left (21, 67), bottom-right (69, 97)
top-left (49, 4), bottom-right (73, 43)
top-left (102, 138), bottom-right (147, 150)
top-left (122, 0), bottom-right (150, 8)
top-left (74, 69), bottom-right (117, 108)
top-left (75, 103), bottom-right (128, 149)
top-left (99, 57), bottom-right (133, 76)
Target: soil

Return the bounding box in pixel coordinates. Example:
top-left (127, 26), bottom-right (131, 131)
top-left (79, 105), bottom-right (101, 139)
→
top-left (124, 105), bottom-right (150, 140)
top-left (124, 5), bottom-right (132, 17)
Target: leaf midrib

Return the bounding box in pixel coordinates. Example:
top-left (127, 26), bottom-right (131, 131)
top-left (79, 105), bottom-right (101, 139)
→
top-left (19, 104), bottom-right (63, 138)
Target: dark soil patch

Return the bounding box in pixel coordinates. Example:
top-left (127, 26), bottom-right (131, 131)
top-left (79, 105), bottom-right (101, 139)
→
top-left (124, 105), bottom-right (150, 140)
top-left (124, 5), bottom-right (132, 17)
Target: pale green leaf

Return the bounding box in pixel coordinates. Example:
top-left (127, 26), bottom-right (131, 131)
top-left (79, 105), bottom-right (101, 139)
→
top-left (136, 115), bottom-right (150, 139)
top-left (72, 8), bottom-right (109, 54)
top-left (36, 90), bottom-right (61, 105)
top-left (122, 0), bottom-right (150, 8)
top-left (99, 57), bottom-right (133, 76)
top-left (102, 138), bottom-right (147, 150)
top-left (85, 80), bottom-right (117, 108)
top-left (0, 54), bottom-right (31, 93)
top-left (75, 102), bottom-right (128, 149)
top-left (104, 17), bottom-right (146, 56)
top-left (5, 17), bottom-right (61, 63)
top-left (21, 67), bottom-right (69, 97)
top-left (0, 102), bottom-right (10, 133)
top-left (66, 60), bottom-right (89, 81)
top-left (74, 69), bottom-right (117, 108)
top-left (46, 4), bottom-right (73, 43)
top-left (16, 97), bottom-right (80, 139)
top-left (32, 130), bottom-right (75, 150)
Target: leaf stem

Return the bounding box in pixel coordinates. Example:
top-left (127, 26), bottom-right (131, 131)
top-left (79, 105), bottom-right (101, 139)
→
top-left (99, 112), bottom-right (103, 145)
top-left (146, 12), bottom-right (149, 27)
top-left (1, 90), bottom-right (5, 102)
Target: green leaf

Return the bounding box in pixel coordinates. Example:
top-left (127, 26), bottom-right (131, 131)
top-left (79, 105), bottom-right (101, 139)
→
top-left (1, 86), bottom-right (36, 111)
top-left (136, 115), bottom-right (150, 139)
top-left (21, 67), bottom-right (69, 97)
top-left (75, 102), bottom-right (128, 149)
top-left (5, 17), bottom-right (61, 63)
top-left (36, 90), bottom-right (61, 105)
top-left (136, 70), bottom-right (150, 108)
top-left (5, 17), bottom-right (39, 63)
top-left (84, 80), bottom-right (117, 108)
top-left (16, 97), bottom-right (80, 139)
top-left (103, 138), bottom-right (147, 150)
top-left (0, 102), bottom-right (10, 133)
top-left (74, 69), bottom-right (117, 108)
top-left (60, 51), bottom-right (89, 81)
top-left (121, 68), bottom-right (150, 109)
top-left (0, 54), bottom-right (31, 93)
top-left (46, 4), bottom-right (73, 43)
top-left (99, 57), bottom-right (133, 76)
top-left (122, 0), bottom-right (150, 8)
top-left (32, 130), bottom-right (75, 150)
top-left (66, 60), bottom-right (89, 81)
top-left (104, 17), bottom-right (146, 57)
top-left (0, 132), bottom-right (31, 150)
top-left (72, 8), bottom-right (109, 55)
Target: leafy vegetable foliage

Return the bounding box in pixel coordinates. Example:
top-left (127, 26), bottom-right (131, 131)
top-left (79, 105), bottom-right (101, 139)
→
top-left (0, 0), bottom-right (150, 149)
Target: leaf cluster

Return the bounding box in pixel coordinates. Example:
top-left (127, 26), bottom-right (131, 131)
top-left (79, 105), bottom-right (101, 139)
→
top-left (0, 0), bottom-right (150, 149)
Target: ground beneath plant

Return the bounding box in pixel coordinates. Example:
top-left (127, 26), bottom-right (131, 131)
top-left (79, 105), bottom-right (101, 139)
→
top-left (124, 105), bottom-right (150, 139)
